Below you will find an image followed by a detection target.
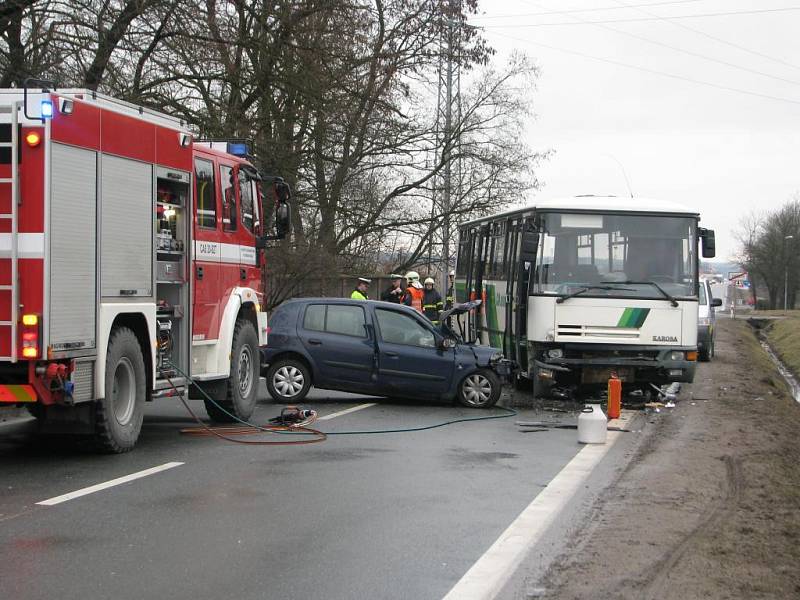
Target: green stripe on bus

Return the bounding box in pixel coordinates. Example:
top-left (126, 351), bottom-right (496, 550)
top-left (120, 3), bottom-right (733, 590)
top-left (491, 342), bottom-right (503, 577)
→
top-left (617, 307), bottom-right (650, 328)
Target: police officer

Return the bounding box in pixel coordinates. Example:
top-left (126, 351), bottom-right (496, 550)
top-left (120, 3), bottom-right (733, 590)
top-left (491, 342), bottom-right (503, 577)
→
top-left (351, 277), bottom-right (370, 300)
top-left (380, 274), bottom-right (404, 304)
top-left (422, 277), bottom-right (444, 323)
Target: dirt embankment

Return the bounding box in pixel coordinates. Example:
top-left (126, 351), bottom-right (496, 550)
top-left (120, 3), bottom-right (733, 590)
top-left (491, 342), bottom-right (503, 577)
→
top-left (539, 318), bottom-right (800, 599)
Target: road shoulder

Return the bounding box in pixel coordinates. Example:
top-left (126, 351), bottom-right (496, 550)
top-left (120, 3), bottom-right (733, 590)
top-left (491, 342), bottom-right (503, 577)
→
top-left (504, 318), bottom-right (800, 600)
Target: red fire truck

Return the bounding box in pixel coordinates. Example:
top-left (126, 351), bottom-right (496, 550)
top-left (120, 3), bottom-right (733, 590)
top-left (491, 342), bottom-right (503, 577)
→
top-left (0, 84), bottom-right (290, 452)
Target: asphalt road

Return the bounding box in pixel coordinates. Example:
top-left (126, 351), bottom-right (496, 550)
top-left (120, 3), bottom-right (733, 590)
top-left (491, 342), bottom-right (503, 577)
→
top-left (0, 387), bottom-right (624, 600)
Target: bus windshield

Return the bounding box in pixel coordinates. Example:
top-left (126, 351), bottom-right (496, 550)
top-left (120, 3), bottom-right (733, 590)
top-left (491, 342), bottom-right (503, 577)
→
top-left (534, 212), bottom-right (697, 299)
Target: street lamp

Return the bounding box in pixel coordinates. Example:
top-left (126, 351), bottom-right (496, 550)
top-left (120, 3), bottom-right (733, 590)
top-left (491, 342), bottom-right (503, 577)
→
top-left (785, 235), bottom-right (794, 312)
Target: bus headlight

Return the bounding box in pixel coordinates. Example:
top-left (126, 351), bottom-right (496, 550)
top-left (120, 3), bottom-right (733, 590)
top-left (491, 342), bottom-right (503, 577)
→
top-left (669, 351), bottom-right (684, 361)
top-left (547, 348), bottom-right (564, 359)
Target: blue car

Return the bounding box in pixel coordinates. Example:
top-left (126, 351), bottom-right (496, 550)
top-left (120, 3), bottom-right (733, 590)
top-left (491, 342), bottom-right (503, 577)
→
top-left (261, 299), bottom-right (512, 408)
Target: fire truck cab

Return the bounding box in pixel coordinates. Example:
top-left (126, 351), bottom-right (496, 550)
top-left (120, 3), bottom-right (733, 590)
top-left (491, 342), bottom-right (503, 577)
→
top-left (0, 85), bottom-right (290, 452)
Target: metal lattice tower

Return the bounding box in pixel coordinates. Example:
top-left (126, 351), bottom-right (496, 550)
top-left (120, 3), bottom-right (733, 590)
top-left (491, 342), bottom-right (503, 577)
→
top-left (431, 0), bottom-right (462, 288)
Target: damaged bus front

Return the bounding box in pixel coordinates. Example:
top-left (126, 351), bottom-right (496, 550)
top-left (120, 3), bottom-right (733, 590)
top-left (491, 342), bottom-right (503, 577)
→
top-left (455, 197), bottom-right (716, 398)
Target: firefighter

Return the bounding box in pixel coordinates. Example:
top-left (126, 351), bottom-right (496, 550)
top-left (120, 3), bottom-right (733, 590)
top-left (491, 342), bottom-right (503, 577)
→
top-left (402, 271), bottom-right (424, 314)
top-left (381, 274), bottom-right (404, 304)
top-left (445, 270), bottom-right (455, 310)
top-left (422, 277), bottom-right (444, 323)
top-left (351, 277), bottom-right (371, 300)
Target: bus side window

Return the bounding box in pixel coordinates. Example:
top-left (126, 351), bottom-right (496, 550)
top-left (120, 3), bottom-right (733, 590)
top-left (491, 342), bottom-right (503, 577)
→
top-left (220, 164), bottom-right (237, 232)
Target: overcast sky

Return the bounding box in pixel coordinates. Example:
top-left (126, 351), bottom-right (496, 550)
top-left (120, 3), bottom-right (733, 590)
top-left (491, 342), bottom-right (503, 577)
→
top-left (471, 0), bottom-right (800, 261)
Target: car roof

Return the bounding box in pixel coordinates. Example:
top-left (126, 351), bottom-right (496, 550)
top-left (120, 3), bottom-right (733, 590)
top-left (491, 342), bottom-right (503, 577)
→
top-left (279, 297), bottom-right (421, 314)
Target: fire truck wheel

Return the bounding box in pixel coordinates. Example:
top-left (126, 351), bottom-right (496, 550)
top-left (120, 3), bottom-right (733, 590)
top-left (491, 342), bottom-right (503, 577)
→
top-left (205, 319), bottom-right (259, 423)
top-left (96, 327), bottom-right (146, 453)
top-left (266, 358), bottom-right (312, 403)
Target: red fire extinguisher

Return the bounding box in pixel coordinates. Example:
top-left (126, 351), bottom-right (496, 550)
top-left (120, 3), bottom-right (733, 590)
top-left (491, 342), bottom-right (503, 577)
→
top-left (607, 372), bottom-right (621, 420)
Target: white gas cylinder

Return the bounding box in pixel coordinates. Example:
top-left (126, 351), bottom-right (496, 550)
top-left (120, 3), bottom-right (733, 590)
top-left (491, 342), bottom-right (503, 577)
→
top-left (577, 404), bottom-right (607, 444)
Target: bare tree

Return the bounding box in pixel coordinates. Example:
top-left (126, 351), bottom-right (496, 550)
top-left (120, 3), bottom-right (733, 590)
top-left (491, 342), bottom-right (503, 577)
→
top-left (0, 0), bottom-right (547, 306)
top-left (736, 197), bottom-right (800, 309)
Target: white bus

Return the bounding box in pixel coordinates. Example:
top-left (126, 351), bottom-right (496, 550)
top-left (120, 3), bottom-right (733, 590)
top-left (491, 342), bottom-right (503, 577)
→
top-left (455, 196), bottom-right (716, 397)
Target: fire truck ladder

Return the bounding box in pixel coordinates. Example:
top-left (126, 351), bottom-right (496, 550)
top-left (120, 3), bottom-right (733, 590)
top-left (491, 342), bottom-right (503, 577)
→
top-left (0, 103), bottom-right (20, 362)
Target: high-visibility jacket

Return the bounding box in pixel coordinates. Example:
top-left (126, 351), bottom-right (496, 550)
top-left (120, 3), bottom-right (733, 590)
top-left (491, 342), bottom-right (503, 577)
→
top-left (422, 288), bottom-right (443, 322)
top-left (402, 286), bottom-right (424, 313)
top-left (350, 289), bottom-right (369, 300)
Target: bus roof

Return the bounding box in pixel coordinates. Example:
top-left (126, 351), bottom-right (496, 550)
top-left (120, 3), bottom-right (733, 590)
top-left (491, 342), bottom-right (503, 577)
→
top-left (462, 195), bottom-right (700, 227)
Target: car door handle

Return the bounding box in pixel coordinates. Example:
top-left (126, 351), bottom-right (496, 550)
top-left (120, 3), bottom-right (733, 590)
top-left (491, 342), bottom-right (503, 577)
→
top-left (308, 339), bottom-right (322, 345)
top-left (383, 351), bottom-right (399, 357)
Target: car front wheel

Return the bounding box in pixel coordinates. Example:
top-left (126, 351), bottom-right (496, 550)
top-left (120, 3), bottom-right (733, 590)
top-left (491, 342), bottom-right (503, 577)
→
top-left (266, 358), bottom-right (312, 403)
top-left (457, 369), bottom-right (501, 408)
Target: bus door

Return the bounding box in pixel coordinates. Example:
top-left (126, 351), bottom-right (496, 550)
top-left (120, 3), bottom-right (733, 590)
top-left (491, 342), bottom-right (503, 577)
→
top-left (467, 224), bottom-right (490, 344)
top-left (503, 218), bottom-right (520, 363)
top-left (514, 218), bottom-right (539, 373)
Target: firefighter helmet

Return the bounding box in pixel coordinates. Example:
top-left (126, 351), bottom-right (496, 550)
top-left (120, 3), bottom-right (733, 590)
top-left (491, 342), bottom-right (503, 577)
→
top-left (405, 271), bottom-right (420, 282)
top-left (424, 277), bottom-right (435, 285)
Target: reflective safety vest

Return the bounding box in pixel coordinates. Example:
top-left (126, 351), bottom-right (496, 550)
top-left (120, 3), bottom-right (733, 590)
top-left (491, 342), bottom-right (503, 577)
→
top-left (351, 289), bottom-right (369, 300)
top-left (403, 286), bottom-right (424, 313)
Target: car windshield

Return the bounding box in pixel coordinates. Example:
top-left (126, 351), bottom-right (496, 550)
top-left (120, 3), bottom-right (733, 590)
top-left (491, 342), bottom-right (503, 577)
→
top-left (533, 211), bottom-right (698, 300)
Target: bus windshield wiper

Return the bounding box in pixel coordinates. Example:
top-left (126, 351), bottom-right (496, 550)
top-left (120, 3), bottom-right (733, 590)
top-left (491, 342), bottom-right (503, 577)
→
top-left (623, 280), bottom-right (679, 307)
top-left (555, 285), bottom-right (634, 304)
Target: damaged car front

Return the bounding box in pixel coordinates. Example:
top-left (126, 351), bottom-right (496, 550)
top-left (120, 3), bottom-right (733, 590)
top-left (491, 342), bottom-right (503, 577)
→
top-left (439, 300), bottom-right (516, 385)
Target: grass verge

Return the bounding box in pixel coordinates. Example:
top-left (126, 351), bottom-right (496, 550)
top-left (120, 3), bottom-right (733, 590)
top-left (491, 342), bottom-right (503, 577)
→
top-left (762, 315), bottom-right (800, 379)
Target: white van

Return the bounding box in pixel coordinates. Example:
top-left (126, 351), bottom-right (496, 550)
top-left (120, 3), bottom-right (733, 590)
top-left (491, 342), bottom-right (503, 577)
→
top-left (698, 279), bottom-right (722, 361)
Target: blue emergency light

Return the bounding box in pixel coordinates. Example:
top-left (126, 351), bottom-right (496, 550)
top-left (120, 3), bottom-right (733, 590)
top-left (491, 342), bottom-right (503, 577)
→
top-left (227, 141), bottom-right (249, 157)
top-left (40, 99), bottom-right (53, 119)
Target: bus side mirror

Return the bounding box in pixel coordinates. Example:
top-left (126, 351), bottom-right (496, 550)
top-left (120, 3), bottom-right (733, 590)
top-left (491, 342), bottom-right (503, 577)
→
top-left (700, 228), bottom-right (716, 258)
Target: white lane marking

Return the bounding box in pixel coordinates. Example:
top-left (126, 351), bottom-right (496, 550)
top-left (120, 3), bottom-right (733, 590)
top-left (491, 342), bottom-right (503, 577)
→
top-left (36, 462), bottom-right (184, 506)
top-left (317, 403), bottom-right (377, 421)
top-left (442, 433), bottom-right (622, 600)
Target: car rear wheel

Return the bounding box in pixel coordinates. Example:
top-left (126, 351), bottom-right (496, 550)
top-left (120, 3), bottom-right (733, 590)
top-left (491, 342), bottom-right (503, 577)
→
top-left (457, 369), bottom-right (501, 408)
top-left (266, 358), bottom-right (312, 403)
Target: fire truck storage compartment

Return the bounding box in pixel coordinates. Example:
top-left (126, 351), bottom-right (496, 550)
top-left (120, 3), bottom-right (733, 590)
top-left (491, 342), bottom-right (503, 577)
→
top-left (49, 143), bottom-right (97, 351)
top-left (101, 154), bottom-right (153, 297)
top-left (155, 166), bottom-right (190, 384)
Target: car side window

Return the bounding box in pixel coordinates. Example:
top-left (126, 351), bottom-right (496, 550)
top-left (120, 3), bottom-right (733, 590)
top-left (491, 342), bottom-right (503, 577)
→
top-left (326, 305), bottom-right (367, 337)
top-left (376, 309), bottom-right (435, 348)
top-left (304, 304), bottom-right (325, 332)
top-left (699, 283), bottom-right (707, 304)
